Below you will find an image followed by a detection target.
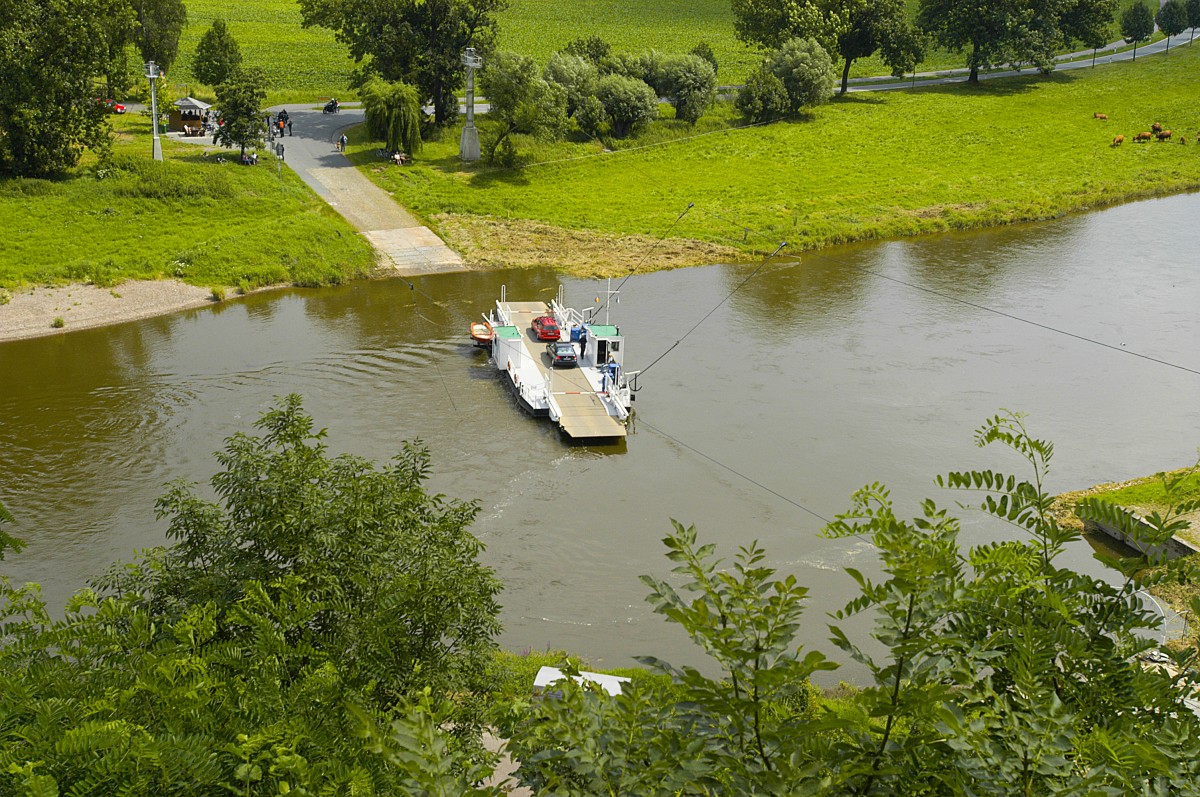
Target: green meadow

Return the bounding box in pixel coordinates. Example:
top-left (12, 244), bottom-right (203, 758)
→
top-left (354, 43), bottom-right (1200, 263)
top-left (169, 0), bottom-right (1158, 101)
top-left (0, 115), bottom-right (375, 290)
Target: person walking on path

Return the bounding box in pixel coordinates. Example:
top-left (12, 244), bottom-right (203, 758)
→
top-left (339, 133), bottom-right (348, 153)
top-left (287, 120), bottom-right (293, 136)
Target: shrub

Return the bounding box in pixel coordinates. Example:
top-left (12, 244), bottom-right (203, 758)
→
top-left (691, 41), bottom-right (719, 75)
top-left (51, 316), bottom-right (64, 328)
top-left (769, 37), bottom-right (835, 112)
top-left (657, 54), bottom-right (717, 124)
top-left (543, 52), bottom-right (599, 118)
top-left (562, 35), bottom-right (612, 64)
top-left (575, 95), bottom-right (608, 137)
top-left (737, 63), bottom-right (791, 122)
top-left (595, 73), bottom-right (659, 137)
top-left (210, 286), bottom-right (226, 301)
top-left (606, 50), bottom-right (663, 88)
top-left (0, 289), bottom-right (11, 305)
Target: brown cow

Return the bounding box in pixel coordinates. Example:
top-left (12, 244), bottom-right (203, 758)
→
top-left (1157, 130), bottom-right (1173, 142)
top-left (1112, 134), bottom-right (1125, 146)
top-left (1134, 132), bottom-right (1154, 142)
top-left (1094, 112), bottom-right (1108, 120)
top-left (1152, 122), bottom-right (1164, 134)
top-left (1181, 135), bottom-right (1188, 145)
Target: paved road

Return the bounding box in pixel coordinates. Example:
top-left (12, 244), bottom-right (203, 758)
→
top-left (846, 26), bottom-right (1197, 93)
top-left (265, 106), bottom-right (466, 276)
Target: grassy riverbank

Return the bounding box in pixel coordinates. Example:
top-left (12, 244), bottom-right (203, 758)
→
top-left (0, 115), bottom-right (375, 291)
top-left (353, 43), bottom-right (1200, 274)
top-left (1056, 465), bottom-right (1200, 648)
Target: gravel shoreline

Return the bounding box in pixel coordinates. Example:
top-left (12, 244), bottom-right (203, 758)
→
top-left (0, 280), bottom-right (217, 344)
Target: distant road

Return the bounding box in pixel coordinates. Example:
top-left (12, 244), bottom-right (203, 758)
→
top-left (845, 27), bottom-right (1197, 93)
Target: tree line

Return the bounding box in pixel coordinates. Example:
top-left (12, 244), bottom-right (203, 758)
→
top-left (0, 0), bottom-right (185, 177)
top-left (3, 398), bottom-right (1200, 794)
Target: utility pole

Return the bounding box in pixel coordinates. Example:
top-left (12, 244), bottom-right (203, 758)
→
top-left (459, 47), bottom-right (482, 161)
top-left (146, 61), bottom-right (163, 162)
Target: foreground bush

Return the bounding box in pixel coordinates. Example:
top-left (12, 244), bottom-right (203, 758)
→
top-left (0, 396), bottom-right (503, 795)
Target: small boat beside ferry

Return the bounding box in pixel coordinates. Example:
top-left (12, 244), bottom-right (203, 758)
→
top-left (469, 320), bottom-right (494, 347)
top-left (471, 284), bottom-right (635, 440)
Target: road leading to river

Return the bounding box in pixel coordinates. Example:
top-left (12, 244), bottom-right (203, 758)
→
top-left (171, 106), bottom-right (468, 277)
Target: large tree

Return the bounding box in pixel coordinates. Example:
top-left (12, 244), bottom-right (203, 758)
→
top-left (132, 0), bottom-right (188, 72)
top-left (193, 18), bottom-right (243, 87)
top-left (835, 0), bottom-right (923, 94)
top-left (0, 0), bottom-right (124, 176)
top-left (1157, 0), bottom-right (1190, 52)
top-left (212, 68), bottom-right (266, 158)
top-left (918, 0), bottom-right (1115, 82)
top-left (299, 0), bottom-right (507, 127)
top-left (1188, 0), bottom-right (1200, 43)
top-left (1120, 1), bottom-right (1155, 60)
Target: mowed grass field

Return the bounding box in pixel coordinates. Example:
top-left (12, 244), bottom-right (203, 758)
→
top-left (356, 43), bottom-right (1200, 264)
top-left (0, 115), bottom-right (375, 290)
top-left (169, 0), bottom-right (1158, 101)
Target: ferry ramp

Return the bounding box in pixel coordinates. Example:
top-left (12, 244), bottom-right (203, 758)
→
top-left (550, 368), bottom-right (626, 439)
top-left (500, 301), bottom-right (627, 440)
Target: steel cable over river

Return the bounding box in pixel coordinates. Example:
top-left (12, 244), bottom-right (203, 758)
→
top-left (1, 192), bottom-right (1198, 678)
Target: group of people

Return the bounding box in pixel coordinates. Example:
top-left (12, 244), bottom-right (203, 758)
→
top-left (269, 109), bottom-right (292, 139)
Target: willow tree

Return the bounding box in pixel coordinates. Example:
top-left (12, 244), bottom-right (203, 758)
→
top-left (360, 78), bottom-right (422, 155)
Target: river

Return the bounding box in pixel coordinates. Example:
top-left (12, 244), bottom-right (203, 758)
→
top-left (2, 194), bottom-right (1198, 679)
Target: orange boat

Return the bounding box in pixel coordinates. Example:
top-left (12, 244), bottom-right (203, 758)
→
top-left (469, 320), bottom-right (495, 347)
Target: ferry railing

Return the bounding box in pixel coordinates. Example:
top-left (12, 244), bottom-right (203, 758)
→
top-left (550, 299), bottom-right (587, 330)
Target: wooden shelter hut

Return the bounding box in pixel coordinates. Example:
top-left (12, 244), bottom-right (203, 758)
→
top-left (171, 97), bottom-right (212, 136)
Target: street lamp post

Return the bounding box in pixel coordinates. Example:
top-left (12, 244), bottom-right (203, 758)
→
top-left (145, 61), bottom-right (163, 162)
top-left (459, 47), bottom-right (482, 162)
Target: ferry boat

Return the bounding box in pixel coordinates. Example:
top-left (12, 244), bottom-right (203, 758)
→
top-left (473, 284), bottom-right (635, 440)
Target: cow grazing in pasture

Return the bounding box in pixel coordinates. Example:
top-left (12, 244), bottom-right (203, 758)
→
top-left (1134, 132), bottom-right (1154, 142)
top-left (1152, 122), bottom-right (1163, 134)
top-left (1112, 134), bottom-right (1125, 146)
top-left (1181, 135), bottom-right (1188, 145)
top-left (1157, 130), bottom-right (1173, 142)
top-left (1094, 113), bottom-right (1108, 120)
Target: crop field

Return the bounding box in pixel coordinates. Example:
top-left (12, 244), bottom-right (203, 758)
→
top-left (0, 115), bottom-right (375, 290)
top-left (495, 0), bottom-right (759, 83)
top-left (167, 0), bottom-right (1159, 100)
top-left (353, 43), bottom-right (1200, 270)
top-left (173, 0), bottom-right (358, 102)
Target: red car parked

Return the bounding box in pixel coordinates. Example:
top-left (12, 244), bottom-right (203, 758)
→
top-left (531, 315), bottom-right (561, 341)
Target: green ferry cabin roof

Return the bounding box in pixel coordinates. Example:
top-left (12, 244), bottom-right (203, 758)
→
top-left (494, 325), bottom-right (521, 339)
top-left (587, 325), bottom-right (619, 338)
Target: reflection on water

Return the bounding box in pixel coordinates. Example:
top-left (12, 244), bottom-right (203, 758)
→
top-left (2, 193), bottom-right (1199, 678)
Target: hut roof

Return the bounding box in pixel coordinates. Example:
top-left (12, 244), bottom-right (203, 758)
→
top-left (175, 97), bottom-right (212, 112)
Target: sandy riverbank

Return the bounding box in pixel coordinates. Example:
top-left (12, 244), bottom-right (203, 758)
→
top-left (0, 280), bottom-right (215, 344)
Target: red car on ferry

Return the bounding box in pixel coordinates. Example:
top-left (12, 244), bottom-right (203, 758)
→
top-left (531, 315), bottom-right (561, 341)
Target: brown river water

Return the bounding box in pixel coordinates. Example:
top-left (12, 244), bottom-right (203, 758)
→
top-left (2, 194), bottom-right (1198, 679)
